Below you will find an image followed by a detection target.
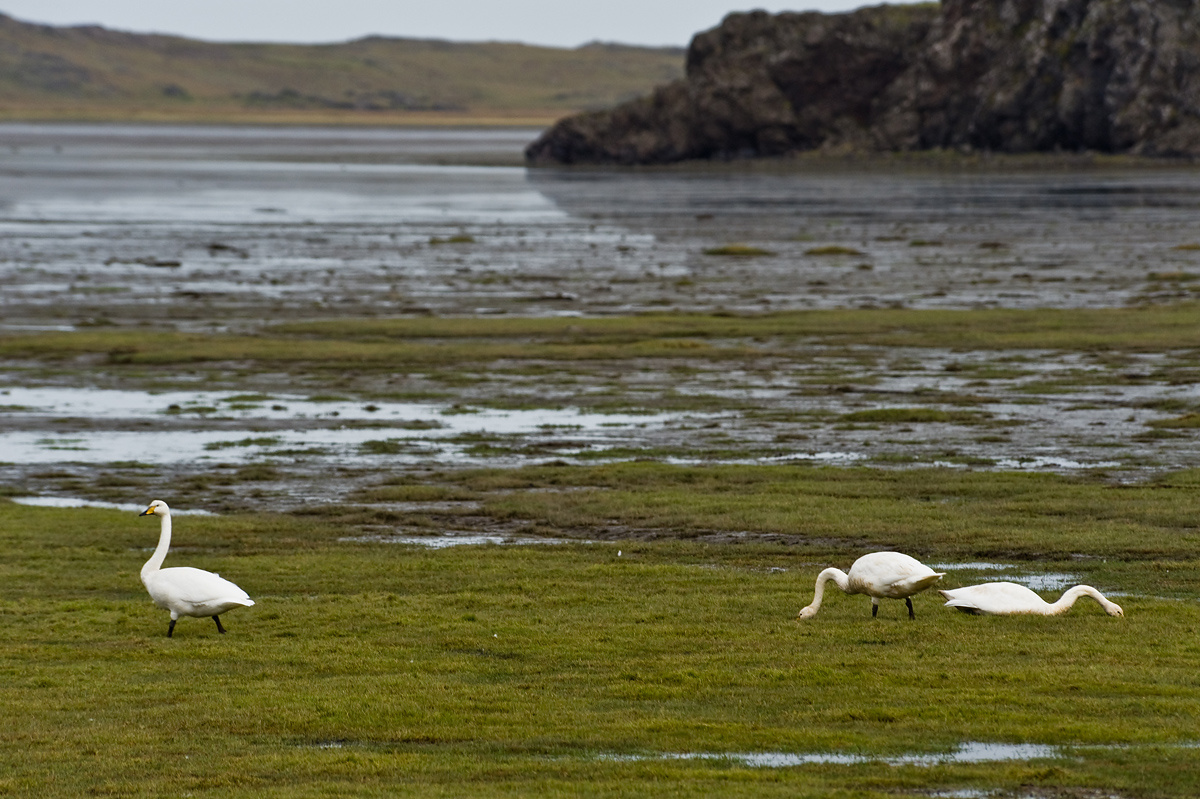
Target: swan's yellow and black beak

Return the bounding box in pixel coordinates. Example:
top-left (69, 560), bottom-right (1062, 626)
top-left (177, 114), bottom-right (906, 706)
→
top-left (139, 506), bottom-right (154, 516)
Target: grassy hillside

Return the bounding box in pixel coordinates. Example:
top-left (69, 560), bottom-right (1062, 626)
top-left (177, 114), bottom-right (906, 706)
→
top-left (0, 12), bottom-right (684, 124)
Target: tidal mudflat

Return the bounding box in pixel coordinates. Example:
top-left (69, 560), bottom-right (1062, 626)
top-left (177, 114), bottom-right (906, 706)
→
top-left (6, 126), bottom-right (1200, 331)
top-left (2, 124), bottom-right (1200, 516)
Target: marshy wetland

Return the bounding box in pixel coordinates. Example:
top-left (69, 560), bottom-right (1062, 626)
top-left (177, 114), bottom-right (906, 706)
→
top-left (2, 124), bottom-right (1200, 797)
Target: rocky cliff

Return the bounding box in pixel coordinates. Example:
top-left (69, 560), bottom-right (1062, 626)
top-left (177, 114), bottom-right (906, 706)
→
top-left (526, 0), bottom-right (1200, 164)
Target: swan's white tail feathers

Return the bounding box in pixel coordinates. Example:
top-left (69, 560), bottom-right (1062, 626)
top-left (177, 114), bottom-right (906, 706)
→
top-left (941, 598), bottom-right (977, 612)
top-left (907, 572), bottom-right (945, 592)
top-left (939, 589), bottom-right (983, 613)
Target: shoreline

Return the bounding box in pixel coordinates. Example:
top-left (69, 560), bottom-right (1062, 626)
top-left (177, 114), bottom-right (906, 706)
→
top-left (0, 107), bottom-right (566, 128)
top-left (3, 116), bottom-right (1198, 172)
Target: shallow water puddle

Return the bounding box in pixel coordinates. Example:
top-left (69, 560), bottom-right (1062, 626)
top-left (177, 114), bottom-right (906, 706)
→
top-left (10, 496), bottom-right (214, 515)
top-left (0, 386), bottom-right (653, 425)
top-left (670, 451), bottom-right (867, 466)
top-left (1016, 572), bottom-right (1086, 591)
top-left (933, 563), bottom-right (1082, 592)
top-left (339, 532), bottom-right (584, 548)
top-left (647, 741), bottom-right (1199, 769)
top-left (0, 386), bottom-right (703, 465)
top-left (605, 741), bottom-right (1061, 768)
top-left (993, 456), bottom-right (1121, 470)
top-left (0, 427), bottom-right (649, 465)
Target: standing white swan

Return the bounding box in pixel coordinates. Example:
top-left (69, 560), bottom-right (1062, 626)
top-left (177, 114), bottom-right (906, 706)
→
top-left (139, 500), bottom-right (254, 637)
top-left (939, 582), bottom-right (1124, 617)
top-left (798, 552), bottom-right (945, 620)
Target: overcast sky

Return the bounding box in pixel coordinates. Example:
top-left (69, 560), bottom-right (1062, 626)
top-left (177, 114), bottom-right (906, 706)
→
top-left (1, 1), bottom-right (925, 48)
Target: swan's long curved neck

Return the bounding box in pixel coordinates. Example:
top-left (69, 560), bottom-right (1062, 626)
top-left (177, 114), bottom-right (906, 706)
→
top-left (804, 567), bottom-right (851, 612)
top-left (141, 512), bottom-right (172, 583)
top-left (1049, 585), bottom-right (1110, 615)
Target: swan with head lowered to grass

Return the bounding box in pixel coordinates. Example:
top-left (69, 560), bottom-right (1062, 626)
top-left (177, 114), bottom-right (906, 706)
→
top-left (139, 500), bottom-right (254, 637)
top-left (939, 582), bottom-right (1124, 617)
top-left (797, 552), bottom-right (945, 620)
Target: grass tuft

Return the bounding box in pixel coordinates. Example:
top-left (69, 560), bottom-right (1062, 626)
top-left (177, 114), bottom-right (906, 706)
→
top-left (703, 244), bottom-right (775, 257)
top-left (1147, 412), bottom-right (1200, 429)
top-left (839, 408), bottom-right (989, 424)
top-left (804, 245), bottom-right (866, 256)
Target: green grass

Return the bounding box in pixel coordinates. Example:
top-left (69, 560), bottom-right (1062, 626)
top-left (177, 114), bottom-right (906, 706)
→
top-left (838, 408), bottom-right (989, 425)
top-left (204, 436), bottom-right (284, 451)
top-left (449, 463), bottom-right (1200, 560)
top-left (1148, 412), bottom-right (1200, 429)
top-left (3, 463), bottom-right (1200, 796)
top-left (351, 483), bottom-right (479, 503)
top-left (3, 305), bottom-right (1200, 370)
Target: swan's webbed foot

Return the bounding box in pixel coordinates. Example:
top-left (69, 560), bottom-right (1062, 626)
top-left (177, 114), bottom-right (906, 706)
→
top-left (167, 619), bottom-right (176, 637)
top-left (906, 597), bottom-right (915, 620)
top-left (213, 615), bottom-right (227, 634)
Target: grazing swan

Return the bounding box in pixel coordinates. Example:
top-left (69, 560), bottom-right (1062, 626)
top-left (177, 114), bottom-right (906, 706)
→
top-left (139, 500), bottom-right (254, 637)
top-left (939, 582), bottom-right (1124, 617)
top-left (798, 552), bottom-right (945, 620)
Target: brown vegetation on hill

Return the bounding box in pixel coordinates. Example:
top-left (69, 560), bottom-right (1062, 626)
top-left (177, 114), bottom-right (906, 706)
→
top-left (0, 12), bottom-right (683, 124)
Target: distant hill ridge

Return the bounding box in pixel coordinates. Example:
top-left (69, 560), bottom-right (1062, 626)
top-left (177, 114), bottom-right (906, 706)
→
top-left (527, 0), bottom-right (1200, 163)
top-left (0, 12), bottom-right (684, 122)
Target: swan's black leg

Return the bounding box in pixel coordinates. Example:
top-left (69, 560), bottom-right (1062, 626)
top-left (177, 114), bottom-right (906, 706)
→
top-left (871, 603), bottom-right (878, 618)
top-left (213, 615), bottom-right (227, 634)
top-left (906, 597), bottom-right (915, 620)
top-left (167, 619), bottom-right (176, 637)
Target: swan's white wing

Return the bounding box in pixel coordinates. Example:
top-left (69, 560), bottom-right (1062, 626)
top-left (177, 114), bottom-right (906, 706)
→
top-left (940, 582), bottom-right (1046, 615)
top-left (853, 552), bottom-right (944, 597)
top-left (148, 566), bottom-right (253, 617)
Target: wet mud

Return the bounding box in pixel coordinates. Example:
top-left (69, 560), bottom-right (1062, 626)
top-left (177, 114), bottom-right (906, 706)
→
top-left (2, 124), bottom-right (1199, 529)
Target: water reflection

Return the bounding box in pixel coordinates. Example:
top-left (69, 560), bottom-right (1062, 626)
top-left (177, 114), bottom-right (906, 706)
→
top-left (0, 123), bottom-right (555, 223)
top-left (525, 166), bottom-right (1200, 223)
top-left (0, 123), bottom-right (538, 163)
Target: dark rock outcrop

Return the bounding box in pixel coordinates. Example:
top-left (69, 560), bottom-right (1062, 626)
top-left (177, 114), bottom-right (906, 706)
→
top-left (526, 0), bottom-right (1200, 164)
